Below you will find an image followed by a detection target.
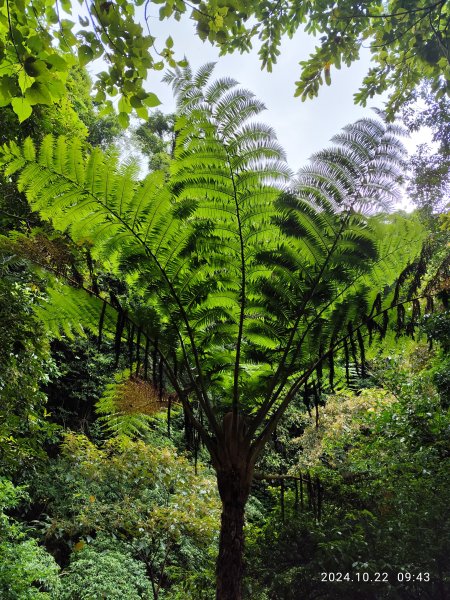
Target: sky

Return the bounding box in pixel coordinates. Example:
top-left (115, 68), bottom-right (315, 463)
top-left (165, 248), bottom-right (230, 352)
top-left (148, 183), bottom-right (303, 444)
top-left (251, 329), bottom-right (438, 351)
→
top-left (81, 5), bottom-right (431, 210)
top-left (136, 9), bottom-right (430, 182)
top-left (144, 15), bottom-right (373, 171)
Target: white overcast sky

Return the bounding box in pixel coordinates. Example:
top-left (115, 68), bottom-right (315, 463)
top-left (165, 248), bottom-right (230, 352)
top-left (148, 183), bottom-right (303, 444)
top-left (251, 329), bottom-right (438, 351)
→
top-left (145, 15), bottom-right (374, 170)
top-left (81, 6), bottom-right (430, 209)
top-left (137, 10), bottom-right (429, 183)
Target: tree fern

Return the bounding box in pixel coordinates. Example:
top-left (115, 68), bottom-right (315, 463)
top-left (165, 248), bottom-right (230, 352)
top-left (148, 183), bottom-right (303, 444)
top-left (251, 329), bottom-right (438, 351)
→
top-left (0, 66), bottom-right (430, 432)
top-left (2, 63), bottom-right (441, 599)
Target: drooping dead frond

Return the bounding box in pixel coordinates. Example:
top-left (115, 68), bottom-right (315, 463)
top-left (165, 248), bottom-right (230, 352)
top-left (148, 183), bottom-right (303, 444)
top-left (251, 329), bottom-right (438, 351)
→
top-left (96, 371), bottom-right (178, 437)
top-left (116, 376), bottom-right (174, 417)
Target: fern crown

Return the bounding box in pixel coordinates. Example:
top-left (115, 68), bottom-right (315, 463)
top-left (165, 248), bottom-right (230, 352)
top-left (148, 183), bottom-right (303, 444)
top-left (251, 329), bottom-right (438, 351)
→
top-left (0, 64), bottom-right (425, 436)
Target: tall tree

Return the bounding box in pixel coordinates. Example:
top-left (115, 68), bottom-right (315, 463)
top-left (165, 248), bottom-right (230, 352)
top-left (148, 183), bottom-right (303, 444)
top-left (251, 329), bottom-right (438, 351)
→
top-left (133, 110), bottom-right (176, 171)
top-left (402, 84), bottom-right (450, 214)
top-left (0, 65), bottom-right (437, 599)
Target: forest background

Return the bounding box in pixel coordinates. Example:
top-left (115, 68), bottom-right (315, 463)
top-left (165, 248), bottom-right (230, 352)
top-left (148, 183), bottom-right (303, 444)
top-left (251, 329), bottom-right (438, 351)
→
top-left (0, 1), bottom-right (449, 599)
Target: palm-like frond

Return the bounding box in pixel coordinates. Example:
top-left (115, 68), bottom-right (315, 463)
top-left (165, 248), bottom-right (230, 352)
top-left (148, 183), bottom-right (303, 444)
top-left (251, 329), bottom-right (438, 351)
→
top-left (0, 64), bottom-right (429, 443)
top-left (295, 116), bottom-right (407, 213)
top-left (0, 64), bottom-right (292, 411)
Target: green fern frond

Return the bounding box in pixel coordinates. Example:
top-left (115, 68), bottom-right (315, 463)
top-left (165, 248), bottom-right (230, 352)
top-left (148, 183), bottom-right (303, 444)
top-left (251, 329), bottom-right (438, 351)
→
top-left (295, 115), bottom-right (407, 213)
top-left (34, 284), bottom-right (116, 340)
top-left (0, 63), bottom-right (431, 434)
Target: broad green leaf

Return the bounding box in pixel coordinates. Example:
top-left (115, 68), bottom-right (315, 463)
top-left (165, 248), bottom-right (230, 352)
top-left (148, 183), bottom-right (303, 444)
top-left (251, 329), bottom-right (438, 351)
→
top-left (11, 97), bottom-right (33, 122)
top-left (25, 83), bottom-right (52, 105)
top-left (45, 54), bottom-right (68, 72)
top-left (0, 77), bottom-right (16, 107)
top-left (118, 111), bottom-right (130, 127)
top-left (135, 106), bottom-right (148, 119)
top-left (18, 71), bottom-right (34, 94)
top-left (78, 45), bottom-right (94, 67)
top-left (118, 95), bottom-right (132, 114)
top-left (143, 92), bottom-right (161, 107)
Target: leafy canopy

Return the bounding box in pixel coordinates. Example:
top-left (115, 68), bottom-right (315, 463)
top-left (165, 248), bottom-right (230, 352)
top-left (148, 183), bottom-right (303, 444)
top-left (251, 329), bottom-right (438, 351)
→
top-left (0, 0), bottom-right (166, 124)
top-left (35, 432), bottom-right (219, 598)
top-left (0, 0), bottom-right (448, 121)
top-left (200, 0), bottom-right (450, 114)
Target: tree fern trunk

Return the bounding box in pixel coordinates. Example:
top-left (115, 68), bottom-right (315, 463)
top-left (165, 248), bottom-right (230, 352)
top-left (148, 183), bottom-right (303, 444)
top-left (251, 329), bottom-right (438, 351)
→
top-left (215, 414), bottom-right (253, 600)
top-left (216, 468), bottom-right (251, 600)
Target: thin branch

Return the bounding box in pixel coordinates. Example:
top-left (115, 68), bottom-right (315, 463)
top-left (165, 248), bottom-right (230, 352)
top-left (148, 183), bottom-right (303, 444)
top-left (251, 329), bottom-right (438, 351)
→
top-left (83, 0), bottom-right (109, 58)
top-left (154, 543), bottom-right (172, 600)
top-left (6, 0), bottom-right (23, 66)
top-left (183, 0), bottom-right (211, 20)
top-left (334, 1), bottom-right (446, 21)
top-left (90, 1), bottom-right (121, 55)
top-left (0, 209), bottom-right (28, 222)
top-left (55, 0), bottom-right (75, 55)
top-left (364, 11), bottom-right (431, 50)
top-left (428, 12), bottom-right (450, 61)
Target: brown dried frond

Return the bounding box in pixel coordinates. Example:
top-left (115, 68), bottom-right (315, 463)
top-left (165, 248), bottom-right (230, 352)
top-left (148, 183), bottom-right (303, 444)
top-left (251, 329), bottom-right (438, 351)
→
top-left (13, 234), bottom-right (77, 278)
top-left (116, 376), bottom-right (177, 416)
top-left (425, 254), bottom-right (449, 296)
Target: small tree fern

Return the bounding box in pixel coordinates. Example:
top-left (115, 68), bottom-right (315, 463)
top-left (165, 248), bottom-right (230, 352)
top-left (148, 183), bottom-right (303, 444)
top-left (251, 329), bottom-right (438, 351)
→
top-left (0, 64), bottom-right (442, 600)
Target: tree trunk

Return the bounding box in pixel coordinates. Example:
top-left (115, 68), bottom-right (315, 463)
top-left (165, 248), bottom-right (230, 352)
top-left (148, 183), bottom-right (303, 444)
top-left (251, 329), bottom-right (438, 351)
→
top-left (216, 469), bottom-right (251, 600)
top-left (214, 412), bottom-right (254, 600)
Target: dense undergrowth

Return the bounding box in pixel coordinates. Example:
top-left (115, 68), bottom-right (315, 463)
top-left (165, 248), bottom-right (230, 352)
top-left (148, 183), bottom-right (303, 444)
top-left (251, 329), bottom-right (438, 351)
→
top-left (1, 265), bottom-right (449, 598)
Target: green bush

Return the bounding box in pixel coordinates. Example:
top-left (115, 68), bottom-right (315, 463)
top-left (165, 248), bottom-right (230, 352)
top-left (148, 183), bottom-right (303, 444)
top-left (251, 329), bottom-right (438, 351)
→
top-left (0, 478), bottom-right (61, 599)
top-left (59, 536), bottom-right (151, 599)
